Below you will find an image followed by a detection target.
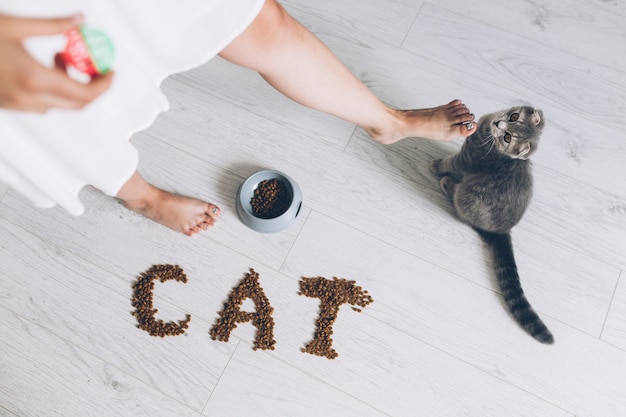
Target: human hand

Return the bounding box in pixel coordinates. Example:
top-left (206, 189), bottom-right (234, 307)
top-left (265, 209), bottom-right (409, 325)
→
top-left (0, 14), bottom-right (113, 113)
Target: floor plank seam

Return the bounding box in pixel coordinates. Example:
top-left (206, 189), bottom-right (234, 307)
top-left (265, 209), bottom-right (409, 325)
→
top-left (0, 305), bottom-right (205, 413)
top-left (201, 339), bottom-right (242, 415)
top-left (255, 349), bottom-right (395, 417)
top-left (278, 209), bottom-right (312, 274)
top-left (426, 2), bottom-right (626, 77)
top-left (341, 125), bottom-right (359, 152)
top-left (399, 1), bottom-right (425, 49)
top-left (363, 312), bottom-right (576, 416)
top-left (600, 270), bottom-right (623, 341)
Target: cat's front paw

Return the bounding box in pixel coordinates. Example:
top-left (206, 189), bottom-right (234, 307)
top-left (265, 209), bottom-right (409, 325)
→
top-left (429, 159), bottom-right (443, 176)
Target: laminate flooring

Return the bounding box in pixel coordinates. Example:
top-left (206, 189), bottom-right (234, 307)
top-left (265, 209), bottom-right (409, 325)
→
top-left (2, 1), bottom-right (626, 416)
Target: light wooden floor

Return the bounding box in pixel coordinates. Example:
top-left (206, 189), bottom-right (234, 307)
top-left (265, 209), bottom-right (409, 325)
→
top-left (2, 1), bottom-right (626, 416)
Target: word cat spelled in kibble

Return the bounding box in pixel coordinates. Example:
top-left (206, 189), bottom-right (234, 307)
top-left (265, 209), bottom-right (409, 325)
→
top-left (131, 265), bottom-right (374, 359)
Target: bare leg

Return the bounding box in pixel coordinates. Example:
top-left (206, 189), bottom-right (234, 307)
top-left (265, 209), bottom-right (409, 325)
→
top-left (219, 0), bottom-right (476, 144)
top-left (114, 0), bottom-right (472, 236)
top-left (116, 171), bottom-right (220, 236)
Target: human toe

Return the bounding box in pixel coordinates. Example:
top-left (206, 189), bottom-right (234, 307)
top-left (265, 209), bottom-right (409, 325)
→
top-left (207, 204), bottom-right (221, 219)
top-left (460, 121), bottom-right (477, 136)
top-left (453, 112), bottom-right (474, 125)
top-left (200, 219), bottom-right (216, 230)
top-left (450, 104), bottom-right (471, 116)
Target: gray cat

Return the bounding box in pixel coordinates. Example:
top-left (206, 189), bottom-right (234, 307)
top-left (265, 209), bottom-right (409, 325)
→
top-left (430, 106), bottom-right (553, 344)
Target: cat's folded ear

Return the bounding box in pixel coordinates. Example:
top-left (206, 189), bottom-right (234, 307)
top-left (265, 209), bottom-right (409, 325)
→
top-left (532, 109), bottom-right (543, 126)
top-left (517, 142), bottom-right (532, 160)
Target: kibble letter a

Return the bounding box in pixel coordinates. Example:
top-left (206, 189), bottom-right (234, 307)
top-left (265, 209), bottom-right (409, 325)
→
top-left (209, 268), bottom-right (277, 351)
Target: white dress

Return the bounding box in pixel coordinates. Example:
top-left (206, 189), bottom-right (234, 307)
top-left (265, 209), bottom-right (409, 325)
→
top-left (0, 0), bottom-right (265, 215)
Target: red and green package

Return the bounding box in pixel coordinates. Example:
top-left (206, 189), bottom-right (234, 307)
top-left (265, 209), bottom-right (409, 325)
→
top-left (61, 25), bottom-right (115, 76)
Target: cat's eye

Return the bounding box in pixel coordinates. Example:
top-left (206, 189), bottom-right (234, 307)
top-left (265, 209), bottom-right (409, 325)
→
top-left (504, 133), bottom-right (512, 143)
top-left (509, 113), bottom-right (520, 122)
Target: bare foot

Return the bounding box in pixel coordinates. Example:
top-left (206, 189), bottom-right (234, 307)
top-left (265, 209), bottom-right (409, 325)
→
top-left (367, 100), bottom-right (477, 145)
top-left (116, 172), bottom-right (220, 236)
top-left (123, 190), bottom-right (221, 236)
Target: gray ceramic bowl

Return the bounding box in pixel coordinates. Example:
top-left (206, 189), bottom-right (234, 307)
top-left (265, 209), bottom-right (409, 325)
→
top-left (236, 170), bottom-right (303, 233)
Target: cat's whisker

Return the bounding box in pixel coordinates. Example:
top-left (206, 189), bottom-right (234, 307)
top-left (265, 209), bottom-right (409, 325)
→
top-left (479, 137), bottom-right (492, 146)
top-left (483, 135), bottom-right (496, 155)
top-left (479, 134), bottom-right (494, 148)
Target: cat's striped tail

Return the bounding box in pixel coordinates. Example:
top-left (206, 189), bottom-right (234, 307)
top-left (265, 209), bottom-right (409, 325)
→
top-left (475, 229), bottom-right (554, 344)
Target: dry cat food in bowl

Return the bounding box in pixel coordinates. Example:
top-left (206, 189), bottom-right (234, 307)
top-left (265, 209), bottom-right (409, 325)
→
top-left (236, 170), bottom-right (303, 233)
